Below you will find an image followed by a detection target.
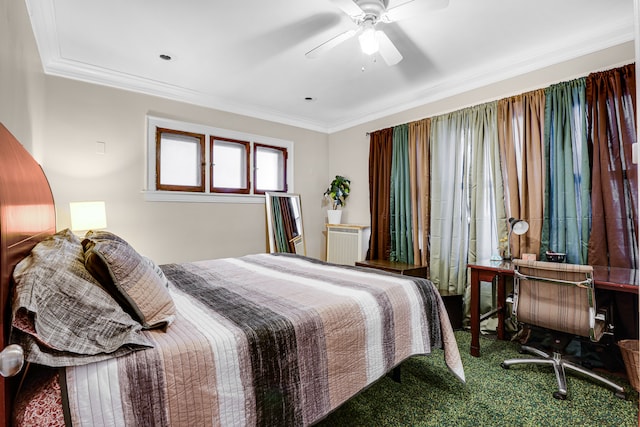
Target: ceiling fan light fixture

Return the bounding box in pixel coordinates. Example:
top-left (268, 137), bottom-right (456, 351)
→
top-left (358, 20), bottom-right (379, 55)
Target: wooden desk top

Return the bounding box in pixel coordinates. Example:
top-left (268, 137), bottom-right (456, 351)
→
top-left (467, 259), bottom-right (513, 273)
top-left (592, 266), bottom-right (638, 292)
top-left (468, 260), bottom-right (638, 293)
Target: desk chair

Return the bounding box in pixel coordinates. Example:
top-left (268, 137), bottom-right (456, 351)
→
top-left (500, 260), bottom-right (626, 400)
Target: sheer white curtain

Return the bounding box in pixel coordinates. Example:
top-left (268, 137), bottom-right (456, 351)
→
top-left (430, 110), bottom-right (470, 294)
top-left (468, 103), bottom-right (503, 265)
top-left (430, 103), bottom-right (503, 323)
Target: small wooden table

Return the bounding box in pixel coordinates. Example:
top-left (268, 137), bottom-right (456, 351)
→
top-left (356, 259), bottom-right (463, 330)
top-left (355, 259), bottom-right (428, 278)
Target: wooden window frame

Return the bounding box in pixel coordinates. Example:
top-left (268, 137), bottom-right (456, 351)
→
top-left (253, 143), bottom-right (288, 195)
top-left (146, 116), bottom-right (294, 203)
top-left (210, 136), bottom-right (251, 194)
top-left (155, 127), bottom-right (205, 192)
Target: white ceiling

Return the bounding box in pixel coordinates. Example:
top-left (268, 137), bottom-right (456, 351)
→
top-left (25, 0), bottom-right (635, 133)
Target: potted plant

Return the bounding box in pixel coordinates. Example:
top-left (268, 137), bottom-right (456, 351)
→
top-left (324, 175), bottom-right (350, 224)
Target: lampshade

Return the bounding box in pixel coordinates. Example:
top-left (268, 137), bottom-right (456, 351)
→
top-left (509, 217), bottom-right (529, 235)
top-left (506, 217), bottom-right (529, 259)
top-left (358, 20), bottom-right (379, 55)
top-left (69, 201), bottom-right (107, 231)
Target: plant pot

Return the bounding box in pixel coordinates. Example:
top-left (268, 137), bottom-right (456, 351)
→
top-left (327, 210), bottom-right (342, 224)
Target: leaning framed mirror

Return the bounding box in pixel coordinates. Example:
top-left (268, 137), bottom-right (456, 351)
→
top-left (265, 192), bottom-right (306, 256)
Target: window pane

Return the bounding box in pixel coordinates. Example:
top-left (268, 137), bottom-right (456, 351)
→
top-left (213, 140), bottom-right (247, 189)
top-left (160, 132), bottom-right (201, 186)
top-left (256, 145), bottom-right (286, 191)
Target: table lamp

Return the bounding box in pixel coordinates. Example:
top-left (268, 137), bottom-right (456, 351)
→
top-left (506, 217), bottom-right (529, 260)
top-left (70, 201), bottom-right (107, 232)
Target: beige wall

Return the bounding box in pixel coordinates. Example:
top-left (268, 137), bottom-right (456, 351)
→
top-left (40, 78), bottom-right (329, 263)
top-left (2, 0), bottom-right (636, 264)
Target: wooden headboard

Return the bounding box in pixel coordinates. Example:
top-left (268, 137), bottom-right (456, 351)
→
top-left (0, 123), bottom-right (55, 427)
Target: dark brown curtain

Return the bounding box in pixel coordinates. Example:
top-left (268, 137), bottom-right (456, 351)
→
top-left (367, 128), bottom-right (393, 260)
top-left (586, 64), bottom-right (637, 269)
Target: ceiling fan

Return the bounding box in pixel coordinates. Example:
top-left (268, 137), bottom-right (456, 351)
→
top-left (306, 0), bottom-right (449, 66)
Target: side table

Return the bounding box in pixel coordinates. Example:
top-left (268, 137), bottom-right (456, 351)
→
top-left (355, 259), bottom-right (462, 330)
top-left (355, 259), bottom-right (428, 278)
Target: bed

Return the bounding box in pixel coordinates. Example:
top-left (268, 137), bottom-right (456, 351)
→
top-left (0, 123), bottom-right (464, 426)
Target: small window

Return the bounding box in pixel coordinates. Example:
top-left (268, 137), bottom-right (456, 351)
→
top-left (211, 136), bottom-right (250, 194)
top-left (156, 128), bottom-right (205, 192)
top-left (146, 116), bottom-right (294, 203)
top-left (254, 143), bottom-right (287, 194)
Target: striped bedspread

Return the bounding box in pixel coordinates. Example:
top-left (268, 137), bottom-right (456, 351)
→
top-left (62, 253), bottom-right (465, 426)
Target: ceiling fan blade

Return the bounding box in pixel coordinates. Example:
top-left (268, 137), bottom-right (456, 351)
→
top-left (376, 31), bottom-right (402, 66)
top-left (305, 29), bottom-right (358, 59)
top-left (329, 0), bottom-right (365, 18)
top-left (384, 0), bottom-right (449, 22)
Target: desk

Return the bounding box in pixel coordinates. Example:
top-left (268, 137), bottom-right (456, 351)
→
top-left (468, 260), bottom-right (639, 357)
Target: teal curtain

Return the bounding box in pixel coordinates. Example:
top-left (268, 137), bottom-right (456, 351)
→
top-left (390, 124), bottom-right (413, 263)
top-left (541, 78), bottom-right (590, 264)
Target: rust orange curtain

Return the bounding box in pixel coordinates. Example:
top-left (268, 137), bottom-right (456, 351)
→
top-left (408, 119), bottom-right (431, 266)
top-left (497, 90), bottom-right (546, 259)
top-left (367, 128), bottom-right (393, 260)
top-left (586, 64), bottom-right (637, 269)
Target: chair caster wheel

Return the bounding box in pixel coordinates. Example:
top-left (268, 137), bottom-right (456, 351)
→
top-left (614, 391), bottom-right (627, 400)
top-left (553, 391), bottom-right (567, 400)
top-left (500, 363), bottom-right (509, 369)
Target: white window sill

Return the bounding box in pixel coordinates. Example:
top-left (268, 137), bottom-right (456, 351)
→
top-left (142, 190), bottom-right (265, 204)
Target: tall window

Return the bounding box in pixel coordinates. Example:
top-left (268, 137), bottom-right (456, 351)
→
top-left (146, 116), bottom-right (293, 203)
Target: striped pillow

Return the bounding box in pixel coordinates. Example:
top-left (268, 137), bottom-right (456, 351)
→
top-left (11, 229), bottom-right (152, 366)
top-left (83, 230), bottom-right (176, 330)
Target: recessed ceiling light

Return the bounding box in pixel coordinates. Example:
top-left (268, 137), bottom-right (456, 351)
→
top-left (159, 54), bottom-right (172, 61)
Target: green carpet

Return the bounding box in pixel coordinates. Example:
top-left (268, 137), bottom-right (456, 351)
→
top-left (316, 331), bottom-right (638, 426)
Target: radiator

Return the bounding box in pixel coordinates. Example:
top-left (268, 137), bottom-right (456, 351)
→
top-left (326, 225), bottom-right (370, 265)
